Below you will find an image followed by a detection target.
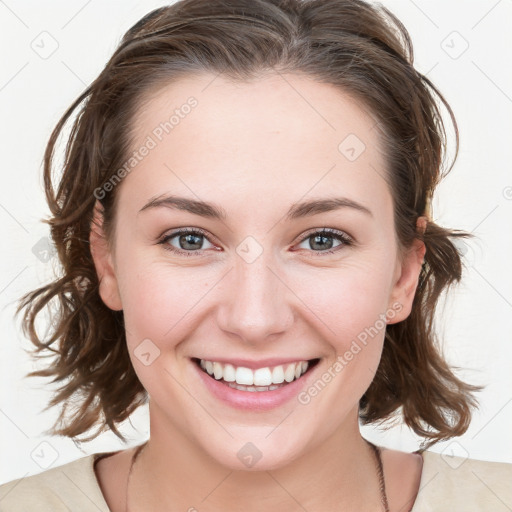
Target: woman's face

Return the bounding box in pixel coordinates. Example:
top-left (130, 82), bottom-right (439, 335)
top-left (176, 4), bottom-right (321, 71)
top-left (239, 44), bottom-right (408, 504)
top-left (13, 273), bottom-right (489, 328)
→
top-left (92, 72), bottom-right (424, 470)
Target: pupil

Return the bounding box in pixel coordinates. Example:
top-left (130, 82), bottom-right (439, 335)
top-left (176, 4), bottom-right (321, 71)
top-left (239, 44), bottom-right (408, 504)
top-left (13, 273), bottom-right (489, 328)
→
top-left (312, 234), bottom-right (333, 250)
top-left (181, 233), bottom-right (202, 250)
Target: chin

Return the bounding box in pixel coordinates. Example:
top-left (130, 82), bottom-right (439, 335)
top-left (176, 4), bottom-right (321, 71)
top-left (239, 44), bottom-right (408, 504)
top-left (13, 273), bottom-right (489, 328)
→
top-left (197, 428), bottom-right (310, 472)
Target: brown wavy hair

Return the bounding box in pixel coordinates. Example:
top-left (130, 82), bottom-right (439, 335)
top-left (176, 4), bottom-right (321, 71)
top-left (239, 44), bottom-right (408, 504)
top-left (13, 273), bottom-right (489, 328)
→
top-left (17, 0), bottom-right (481, 448)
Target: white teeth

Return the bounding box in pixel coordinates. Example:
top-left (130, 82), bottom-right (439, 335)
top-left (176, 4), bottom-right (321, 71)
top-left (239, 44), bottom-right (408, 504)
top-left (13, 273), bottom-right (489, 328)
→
top-left (197, 358), bottom-right (312, 389)
top-left (284, 364), bottom-right (296, 383)
top-left (213, 362), bottom-right (223, 380)
top-left (272, 365), bottom-right (285, 384)
top-left (223, 363), bottom-right (236, 382)
top-left (227, 383), bottom-right (282, 392)
top-left (235, 367), bottom-right (254, 386)
top-left (253, 367), bottom-right (272, 386)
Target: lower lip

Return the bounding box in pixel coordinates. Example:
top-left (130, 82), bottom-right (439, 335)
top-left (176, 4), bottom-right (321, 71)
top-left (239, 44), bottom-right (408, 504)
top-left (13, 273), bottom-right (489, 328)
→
top-left (192, 359), bottom-right (318, 411)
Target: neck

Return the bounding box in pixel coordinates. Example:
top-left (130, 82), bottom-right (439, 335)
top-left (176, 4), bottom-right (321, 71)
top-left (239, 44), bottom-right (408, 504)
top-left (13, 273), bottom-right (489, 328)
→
top-left (128, 404), bottom-right (384, 512)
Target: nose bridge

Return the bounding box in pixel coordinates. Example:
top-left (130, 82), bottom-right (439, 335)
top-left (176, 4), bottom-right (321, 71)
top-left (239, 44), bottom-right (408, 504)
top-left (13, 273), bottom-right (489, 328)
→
top-left (217, 240), bottom-right (293, 342)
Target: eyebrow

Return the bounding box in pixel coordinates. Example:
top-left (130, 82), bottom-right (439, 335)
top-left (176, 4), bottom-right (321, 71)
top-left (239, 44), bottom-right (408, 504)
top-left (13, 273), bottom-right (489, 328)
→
top-left (138, 194), bottom-right (373, 220)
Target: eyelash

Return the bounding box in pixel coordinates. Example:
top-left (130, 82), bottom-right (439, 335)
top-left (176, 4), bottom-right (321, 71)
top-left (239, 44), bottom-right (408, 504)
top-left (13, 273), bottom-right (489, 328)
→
top-left (157, 227), bottom-right (353, 257)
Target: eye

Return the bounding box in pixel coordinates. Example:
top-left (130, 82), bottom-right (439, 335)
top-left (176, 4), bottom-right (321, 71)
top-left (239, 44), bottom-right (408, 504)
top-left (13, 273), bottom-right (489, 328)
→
top-left (158, 228), bottom-right (217, 256)
top-left (295, 228), bottom-right (353, 255)
top-left (158, 227), bottom-right (353, 258)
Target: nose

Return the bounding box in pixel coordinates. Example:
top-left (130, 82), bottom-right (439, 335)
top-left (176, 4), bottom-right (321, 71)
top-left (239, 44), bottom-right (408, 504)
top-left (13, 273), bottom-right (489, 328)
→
top-left (216, 247), bottom-right (294, 346)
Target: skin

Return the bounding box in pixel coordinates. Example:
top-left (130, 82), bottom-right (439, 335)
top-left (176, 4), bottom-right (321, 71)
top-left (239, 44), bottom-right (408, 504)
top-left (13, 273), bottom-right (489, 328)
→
top-left (91, 72), bottom-right (425, 511)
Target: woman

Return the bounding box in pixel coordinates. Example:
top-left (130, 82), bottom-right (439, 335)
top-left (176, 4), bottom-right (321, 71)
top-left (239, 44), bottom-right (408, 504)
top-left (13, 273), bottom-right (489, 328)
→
top-left (1, 0), bottom-right (510, 511)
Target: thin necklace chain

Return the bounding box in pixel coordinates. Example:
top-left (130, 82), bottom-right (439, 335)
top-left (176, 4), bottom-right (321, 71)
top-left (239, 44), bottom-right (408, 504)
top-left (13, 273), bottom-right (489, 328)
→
top-left (365, 438), bottom-right (390, 512)
top-left (125, 438), bottom-right (389, 512)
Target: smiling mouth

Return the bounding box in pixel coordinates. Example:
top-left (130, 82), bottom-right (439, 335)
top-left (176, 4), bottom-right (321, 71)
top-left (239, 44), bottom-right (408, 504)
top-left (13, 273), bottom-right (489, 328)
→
top-left (192, 357), bottom-right (320, 392)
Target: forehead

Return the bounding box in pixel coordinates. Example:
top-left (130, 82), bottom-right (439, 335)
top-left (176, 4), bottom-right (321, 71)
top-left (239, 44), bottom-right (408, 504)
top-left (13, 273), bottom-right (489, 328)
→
top-left (121, 72), bottom-right (390, 216)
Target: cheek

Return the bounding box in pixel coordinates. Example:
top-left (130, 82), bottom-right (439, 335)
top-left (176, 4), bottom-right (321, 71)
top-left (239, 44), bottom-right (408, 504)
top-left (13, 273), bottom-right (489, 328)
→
top-left (294, 268), bottom-right (392, 417)
top-left (119, 264), bottom-right (208, 342)
top-left (293, 261), bottom-right (393, 348)
top-left (112, 240), bottom-right (205, 339)
top-left (116, 235), bottom-right (396, 351)
top-left (116, 260), bottom-right (213, 396)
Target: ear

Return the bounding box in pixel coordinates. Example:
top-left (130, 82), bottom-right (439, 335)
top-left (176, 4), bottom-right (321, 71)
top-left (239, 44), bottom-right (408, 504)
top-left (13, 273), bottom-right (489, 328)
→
top-left (89, 200), bottom-right (123, 311)
top-left (386, 216), bottom-right (427, 324)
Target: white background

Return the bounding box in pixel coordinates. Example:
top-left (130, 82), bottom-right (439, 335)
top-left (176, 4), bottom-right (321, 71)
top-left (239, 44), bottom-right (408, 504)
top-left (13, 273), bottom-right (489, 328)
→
top-left (0, 0), bottom-right (511, 485)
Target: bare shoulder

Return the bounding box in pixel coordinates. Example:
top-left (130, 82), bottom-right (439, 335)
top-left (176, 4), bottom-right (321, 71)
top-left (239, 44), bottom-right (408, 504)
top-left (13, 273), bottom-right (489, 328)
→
top-left (379, 446), bottom-right (423, 512)
top-left (380, 445), bottom-right (423, 468)
top-left (94, 446), bottom-right (136, 512)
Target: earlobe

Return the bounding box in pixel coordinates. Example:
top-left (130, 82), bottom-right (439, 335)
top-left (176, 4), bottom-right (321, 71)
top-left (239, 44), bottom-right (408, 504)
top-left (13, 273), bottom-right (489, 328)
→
top-left (89, 200), bottom-right (123, 311)
top-left (387, 217), bottom-right (427, 324)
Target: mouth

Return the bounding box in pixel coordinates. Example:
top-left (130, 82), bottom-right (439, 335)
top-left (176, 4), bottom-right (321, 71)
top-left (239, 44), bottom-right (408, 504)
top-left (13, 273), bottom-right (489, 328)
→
top-left (192, 357), bottom-right (321, 392)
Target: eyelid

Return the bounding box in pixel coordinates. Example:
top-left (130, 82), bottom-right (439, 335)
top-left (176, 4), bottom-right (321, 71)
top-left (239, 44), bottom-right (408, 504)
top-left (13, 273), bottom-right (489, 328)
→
top-left (292, 227), bottom-right (354, 256)
top-left (158, 226), bottom-right (354, 259)
top-left (157, 227), bottom-right (219, 256)
top-left (159, 226), bottom-right (217, 244)
top-left (295, 227), bottom-right (354, 244)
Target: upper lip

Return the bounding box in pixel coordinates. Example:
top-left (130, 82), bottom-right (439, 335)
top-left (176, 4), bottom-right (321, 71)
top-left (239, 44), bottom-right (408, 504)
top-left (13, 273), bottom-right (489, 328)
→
top-left (192, 357), bottom-right (319, 369)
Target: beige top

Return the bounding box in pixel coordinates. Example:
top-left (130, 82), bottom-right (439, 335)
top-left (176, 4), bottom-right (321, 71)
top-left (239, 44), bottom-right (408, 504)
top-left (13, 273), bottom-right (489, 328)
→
top-left (1, 447), bottom-right (511, 511)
